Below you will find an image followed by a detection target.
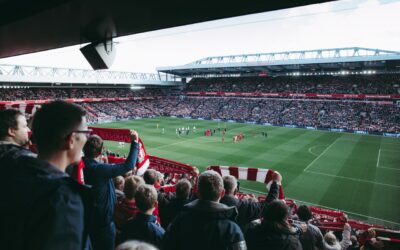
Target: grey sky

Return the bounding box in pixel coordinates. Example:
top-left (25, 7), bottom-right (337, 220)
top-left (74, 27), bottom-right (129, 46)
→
top-left (1, 0), bottom-right (399, 73)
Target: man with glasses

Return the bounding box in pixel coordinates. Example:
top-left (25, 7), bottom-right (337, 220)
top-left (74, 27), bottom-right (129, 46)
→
top-left (83, 132), bottom-right (139, 250)
top-left (0, 101), bottom-right (92, 250)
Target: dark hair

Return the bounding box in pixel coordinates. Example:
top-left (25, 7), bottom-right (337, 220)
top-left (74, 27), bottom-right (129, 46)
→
top-left (197, 170), bottom-right (223, 201)
top-left (297, 205), bottom-right (313, 222)
top-left (32, 101), bottom-right (86, 154)
top-left (135, 184), bottom-right (157, 212)
top-left (143, 169), bottom-right (157, 185)
top-left (83, 135), bottom-right (103, 158)
top-left (262, 200), bottom-right (291, 233)
top-left (223, 175), bottom-right (237, 195)
top-left (0, 109), bottom-right (23, 140)
top-left (175, 179), bottom-right (192, 199)
top-left (263, 200), bottom-right (288, 222)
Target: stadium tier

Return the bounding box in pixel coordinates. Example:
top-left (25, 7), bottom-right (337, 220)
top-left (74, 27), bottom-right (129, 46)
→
top-left (1, 73), bottom-right (400, 249)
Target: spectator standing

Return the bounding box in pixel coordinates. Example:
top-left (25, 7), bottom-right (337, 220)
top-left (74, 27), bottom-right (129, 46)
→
top-left (158, 178), bottom-right (192, 229)
top-left (0, 101), bottom-right (92, 250)
top-left (220, 173), bottom-right (280, 232)
top-left (83, 132), bottom-right (139, 250)
top-left (163, 170), bottom-right (247, 250)
top-left (246, 200), bottom-right (303, 250)
top-left (120, 185), bottom-right (165, 248)
top-left (296, 205), bottom-right (324, 250)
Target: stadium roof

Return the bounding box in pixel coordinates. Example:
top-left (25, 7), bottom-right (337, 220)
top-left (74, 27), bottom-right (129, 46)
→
top-left (157, 47), bottom-right (400, 77)
top-left (0, 64), bottom-right (180, 86)
top-left (0, 0), bottom-right (331, 59)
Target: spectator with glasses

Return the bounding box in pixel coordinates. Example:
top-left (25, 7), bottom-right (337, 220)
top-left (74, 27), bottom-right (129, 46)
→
top-left (83, 131), bottom-right (139, 250)
top-left (0, 101), bottom-right (92, 250)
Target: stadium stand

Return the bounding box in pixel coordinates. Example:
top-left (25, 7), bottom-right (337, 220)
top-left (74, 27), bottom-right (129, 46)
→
top-left (1, 73), bottom-right (400, 249)
top-left (186, 75), bottom-right (400, 94)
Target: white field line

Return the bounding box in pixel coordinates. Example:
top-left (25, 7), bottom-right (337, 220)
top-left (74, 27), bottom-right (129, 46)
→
top-left (240, 187), bottom-right (400, 226)
top-left (305, 170), bottom-right (400, 189)
top-left (338, 138), bottom-right (400, 146)
top-left (303, 137), bottom-right (341, 172)
top-left (376, 148), bottom-right (400, 171)
top-left (379, 149), bottom-right (400, 152)
top-left (376, 148), bottom-right (381, 168)
top-left (377, 166), bottom-right (400, 171)
top-left (308, 145), bottom-right (327, 157)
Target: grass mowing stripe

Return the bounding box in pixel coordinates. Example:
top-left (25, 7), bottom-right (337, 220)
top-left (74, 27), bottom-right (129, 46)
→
top-left (303, 136), bottom-right (341, 172)
top-left (305, 170), bottom-right (400, 188)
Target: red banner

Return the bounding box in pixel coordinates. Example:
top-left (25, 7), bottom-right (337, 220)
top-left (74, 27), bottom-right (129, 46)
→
top-left (89, 127), bottom-right (132, 142)
top-left (108, 155), bottom-right (198, 176)
top-left (149, 155), bottom-right (198, 176)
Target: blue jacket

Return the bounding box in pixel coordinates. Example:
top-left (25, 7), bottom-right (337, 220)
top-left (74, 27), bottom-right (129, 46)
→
top-left (163, 199), bottom-right (247, 250)
top-left (83, 141), bottom-right (139, 226)
top-left (0, 155), bottom-right (91, 250)
top-left (120, 213), bottom-right (165, 247)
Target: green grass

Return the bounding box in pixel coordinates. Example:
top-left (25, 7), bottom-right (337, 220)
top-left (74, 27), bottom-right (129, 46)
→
top-left (92, 117), bottom-right (400, 228)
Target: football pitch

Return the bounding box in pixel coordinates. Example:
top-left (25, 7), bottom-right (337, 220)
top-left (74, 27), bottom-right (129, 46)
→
top-left (93, 117), bottom-right (400, 227)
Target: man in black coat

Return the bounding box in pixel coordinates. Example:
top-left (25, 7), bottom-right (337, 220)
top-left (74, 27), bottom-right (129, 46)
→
top-left (158, 178), bottom-right (192, 229)
top-left (83, 132), bottom-right (139, 250)
top-left (163, 170), bottom-right (247, 250)
top-left (220, 173), bottom-right (281, 232)
top-left (0, 101), bottom-right (92, 250)
top-left (246, 200), bottom-right (303, 250)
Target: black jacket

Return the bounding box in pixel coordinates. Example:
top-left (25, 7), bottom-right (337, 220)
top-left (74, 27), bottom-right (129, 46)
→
top-left (163, 199), bottom-right (247, 250)
top-left (83, 141), bottom-right (139, 226)
top-left (158, 192), bottom-right (191, 229)
top-left (220, 181), bottom-right (280, 231)
top-left (0, 155), bottom-right (91, 250)
top-left (246, 223), bottom-right (303, 250)
top-left (0, 142), bottom-right (35, 160)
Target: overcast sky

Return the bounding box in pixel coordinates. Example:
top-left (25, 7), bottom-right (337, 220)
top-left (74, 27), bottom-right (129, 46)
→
top-left (0, 0), bottom-right (399, 73)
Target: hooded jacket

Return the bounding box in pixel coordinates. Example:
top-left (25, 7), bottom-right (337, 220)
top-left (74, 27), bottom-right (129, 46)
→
top-left (163, 199), bottom-right (247, 250)
top-left (246, 221), bottom-right (303, 250)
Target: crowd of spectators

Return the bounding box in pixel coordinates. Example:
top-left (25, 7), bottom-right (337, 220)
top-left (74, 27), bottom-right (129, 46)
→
top-left (1, 75), bottom-right (399, 133)
top-left (107, 166), bottom-right (385, 250)
top-left (0, 87), bottom-right (169, 101)
top-left (186, 74), bottom-right (400, 94)
top-left (0, 101), bottom-right (397, 250)
top-left (81, 97), bottom-right (400, 133)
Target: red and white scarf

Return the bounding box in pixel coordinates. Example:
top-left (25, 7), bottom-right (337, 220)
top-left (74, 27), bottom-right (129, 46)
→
top-left (207, 165), bottom-right (285, 199)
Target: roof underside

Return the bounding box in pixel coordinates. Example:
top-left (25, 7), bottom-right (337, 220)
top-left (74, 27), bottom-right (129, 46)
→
top-left (0, 0), bottom-right (331, 59)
